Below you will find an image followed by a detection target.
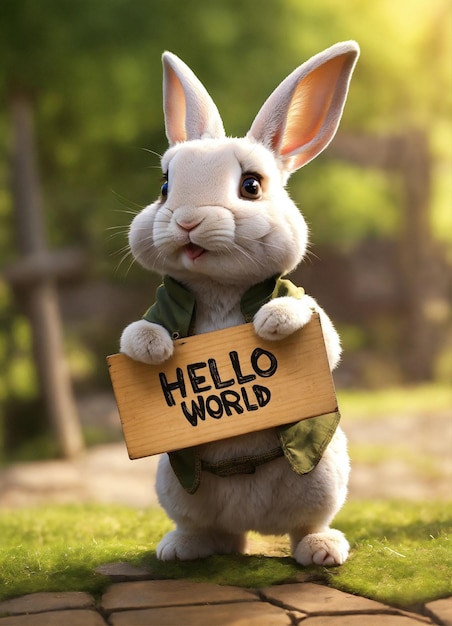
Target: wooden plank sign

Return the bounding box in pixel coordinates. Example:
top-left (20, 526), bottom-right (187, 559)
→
top-left (107, 314), bottom-right (338, 460)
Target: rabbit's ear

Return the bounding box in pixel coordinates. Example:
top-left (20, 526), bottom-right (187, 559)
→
top-left (162, 52), bottom-right (225, 145)
top-left (247, 41), bottom-right (359, 173)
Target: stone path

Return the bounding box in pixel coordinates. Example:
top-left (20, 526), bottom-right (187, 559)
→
top-left (0, 397), bottom-right (450, 624)
top-left (0, 578), bottom-right (451, 625)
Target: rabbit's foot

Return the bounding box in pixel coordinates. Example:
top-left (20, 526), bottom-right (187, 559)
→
top-left (253, 297), bottom-right (313, 341)
top-left (292, 529), bottom-right (349, 567)
top-left (156, 529), bottom-right (246, 561)
top-left (120, 320), bottom-right (174, 365)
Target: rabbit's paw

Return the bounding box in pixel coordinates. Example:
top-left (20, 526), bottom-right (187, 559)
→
top-left (120, 320), bottom-right (174, 365)
top-left (293, 529), bottom-right (349, 567)
top-left (156, 530), bottom-right (209, 561)
top-left (253, 297), bottom-right (313, 341)
top-left (156, 530), bottom-right (246, 561)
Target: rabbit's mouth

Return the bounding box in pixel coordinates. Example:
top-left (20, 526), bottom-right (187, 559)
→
top-left (184, 242), bottom-right (206, 261)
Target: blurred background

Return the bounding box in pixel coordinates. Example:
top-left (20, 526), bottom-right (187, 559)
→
top-left (0, 0), bottom-right (450, 468)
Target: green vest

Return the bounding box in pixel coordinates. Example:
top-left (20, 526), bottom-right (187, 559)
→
top-left (143, 275), bottom-right (340, 494)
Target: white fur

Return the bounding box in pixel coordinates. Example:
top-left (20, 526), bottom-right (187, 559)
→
top-left (120, 42), bottom-right (359, 566)
top-left (120, 320), bottom-right (173, 365)
top-left (155, 428), bottom-right (350, 562)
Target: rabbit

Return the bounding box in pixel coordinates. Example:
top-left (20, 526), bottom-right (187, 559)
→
top-left (120, 41), bottom-right (359, 567)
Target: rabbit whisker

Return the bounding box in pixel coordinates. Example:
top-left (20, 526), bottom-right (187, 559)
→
top-left (112, 208), bottom-right (141, 217)
top-left (111, 245), bottom-right (132, 261)
top-left (141, 147), bottom-right (163, 159)
top-left (106, 224), bottom-right (131, 231)
top-left (114, 248), bottom-right (135, 275)
top-left (111, 191), bottom-right (145, 211)
top-left (106, 233), bottom-right (129, 245)
top-left (229, 241), bottom-right (265, 272)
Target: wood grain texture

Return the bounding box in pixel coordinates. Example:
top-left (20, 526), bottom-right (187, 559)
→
top-left (107, 314), bottom-right (338, 459)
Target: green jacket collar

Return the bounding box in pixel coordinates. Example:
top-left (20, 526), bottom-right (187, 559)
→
top-left (143, 274), bottom-right (305, 338)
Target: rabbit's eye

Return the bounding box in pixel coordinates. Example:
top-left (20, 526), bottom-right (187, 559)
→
top-left (160, 173), bottom-right (169, 198)
top-left (240, 174), bottom-right (262, 200)
top-left (160, 180), bottom-right (169, 198)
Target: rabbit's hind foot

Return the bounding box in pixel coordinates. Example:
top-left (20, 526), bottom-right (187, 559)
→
top-left (292, 529), bottom-right (349, 567)
top-left (156, 528), bottom-right (246, 562)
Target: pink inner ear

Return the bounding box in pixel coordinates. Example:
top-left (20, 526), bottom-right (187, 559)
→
top-left (165, 69), bottom-right (188, 144)
top-left (163, 52), bottom-right (226, 144)
top-left (279, 55), bottom-right (349, 159)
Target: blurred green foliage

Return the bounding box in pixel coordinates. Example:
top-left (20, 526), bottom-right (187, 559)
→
top-left (0, 0), bottom-right (450, 452)
top-left (0, 0), bottom-right (450, 258)
top-left (291, 162), bottom-right (400, 250)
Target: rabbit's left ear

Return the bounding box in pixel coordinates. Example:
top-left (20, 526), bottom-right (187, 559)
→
top-left (247, 41), bottom-right (359, 173)
top-left (162, 52), bottom-right (225, 145)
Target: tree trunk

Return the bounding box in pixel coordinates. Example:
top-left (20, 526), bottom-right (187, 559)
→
top-left (330, 131), bottom-right (447, 382)
top-left (9, 93), bottom-right (84, 458)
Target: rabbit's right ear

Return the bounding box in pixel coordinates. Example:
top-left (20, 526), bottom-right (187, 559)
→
top-left (247, 41), bottom-right (359, 173)
top-left (162, 52), bottom-right (225, 145)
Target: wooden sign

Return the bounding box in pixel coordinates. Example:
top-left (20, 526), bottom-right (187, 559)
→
top-left (107, 314), bottom-right (338, 460)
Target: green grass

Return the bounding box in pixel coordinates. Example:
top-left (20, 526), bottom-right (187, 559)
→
top-left (0, 501), bottom-right (450, 608)
top-left (333, 501), bottom-right (452, 607)
top-left (0, 505), bottom-right (173, 601)
top-left (337, 383), bottom-right (452, 421)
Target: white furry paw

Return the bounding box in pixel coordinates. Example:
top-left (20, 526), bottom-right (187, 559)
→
top-left (293, 529), bottom-right (349, 567)
top-left (253, 297), bottom-right (313, 341)
top-left (120, 320), bottom-right (174, 365)
top-left (156, 530), bottom-right (209, 561)
top-left (156, 529), bottom-right (246, 561)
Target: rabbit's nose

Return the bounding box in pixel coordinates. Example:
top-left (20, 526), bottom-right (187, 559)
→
top-left (176, 218), bottom-right (203, 232)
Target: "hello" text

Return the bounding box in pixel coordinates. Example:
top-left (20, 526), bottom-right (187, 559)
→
top-left (158, 347), bottom-right (278, 426)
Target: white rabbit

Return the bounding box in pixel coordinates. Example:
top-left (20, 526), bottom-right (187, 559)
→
top-left (120, 41), bottom-right (359, 566)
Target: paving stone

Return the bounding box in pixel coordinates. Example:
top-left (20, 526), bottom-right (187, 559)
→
top-left (396, 609), bottom-right (436, 624)
top-left (301, 616), bottom-right (432, 625)
top-left (0, 610), bottom-right (107, 626)
top-left (426, 597), bottom-right (452, 626)
top-left (101, 579), bottom-right (257, 612)
top-left (109, 601), bottom-right (297, 626)
top-left (95, 561), bottom-right (150, 582)
top-left (0, 592), bottom-right (95, 616)
top-left (260, 582), bottom-right (398, 614)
